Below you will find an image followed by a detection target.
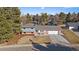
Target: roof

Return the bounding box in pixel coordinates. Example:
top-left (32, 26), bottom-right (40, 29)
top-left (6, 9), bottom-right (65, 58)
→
top-left (35, 25), bottom-right (61, 31)
top-left (66, 22), bottom-right (79, 27)
top-left (21, 28), bottom-right (35, 32)
top-left (21, 23), bottom-right (35, 28)
top-left (21, 24), bottom-right (62, 31)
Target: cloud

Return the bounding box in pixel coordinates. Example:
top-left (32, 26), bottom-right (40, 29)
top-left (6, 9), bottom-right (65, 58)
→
top-left (41, 7), bottom-right (45, 9)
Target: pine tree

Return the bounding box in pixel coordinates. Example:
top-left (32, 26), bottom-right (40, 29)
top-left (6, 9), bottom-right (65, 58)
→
top-left (59, 12), bottom-right (66, 24)
top-left (0, 7), bottom-right (20, 41)
top-left (65, 12), bottom-right (71, 22)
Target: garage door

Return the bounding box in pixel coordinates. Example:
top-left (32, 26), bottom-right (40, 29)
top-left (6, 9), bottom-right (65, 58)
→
top-left (48, 31), bottom-right (58, 34)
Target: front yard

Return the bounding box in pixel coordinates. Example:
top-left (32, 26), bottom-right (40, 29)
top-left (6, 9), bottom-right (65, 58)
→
top-left (31, 36), bottom-right (52, 44)
top-left (62, 29), bottom-right (79, 44)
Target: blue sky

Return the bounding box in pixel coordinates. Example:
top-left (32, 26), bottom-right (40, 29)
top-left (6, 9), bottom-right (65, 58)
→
top-left (20, 7), bottom-right (79, 15)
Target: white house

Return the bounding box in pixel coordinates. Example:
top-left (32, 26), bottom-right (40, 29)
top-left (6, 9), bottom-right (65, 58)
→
top-left (21, 24), bottom-right (62, 35)
top-left (35, 25), bottom-right (62, 35)
top-left (66, 22), bottom-right (79, 30)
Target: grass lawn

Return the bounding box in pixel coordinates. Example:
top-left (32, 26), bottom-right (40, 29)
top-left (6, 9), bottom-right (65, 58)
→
top-left (32, 36), bottom-right (51, 44)
top-left (63, 29), bottom-right (79, 44)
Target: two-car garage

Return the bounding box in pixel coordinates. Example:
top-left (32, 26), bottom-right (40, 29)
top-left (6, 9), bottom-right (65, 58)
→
top-left (48, 31), bottom-right (58, 35)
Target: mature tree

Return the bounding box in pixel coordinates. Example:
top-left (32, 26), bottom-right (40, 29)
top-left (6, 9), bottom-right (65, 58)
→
top-left (77, 13), bottom-right (79, 22)
top-left (0, 7), bottom-right (20, 41)
top-left (71, 12), bottom-right (77, 22)
top-left (54, 14), bottom-right (60, 25)
top-left (65, 12), bottom-right (71, 22)
top-left (33, 14), bottom-right (40, 24)
top-left (41, 13), bottom-right (48, 25)
top-left (20, 16), bottom-right (27, 25)
top-left (11, 7), bottom-right (21, 33)
top-left (48, 15), bottom-right (57, 25)
top-left (59, 12), bottom-right (66, 24)
top-left (26, 13), bottom-right (32, 23)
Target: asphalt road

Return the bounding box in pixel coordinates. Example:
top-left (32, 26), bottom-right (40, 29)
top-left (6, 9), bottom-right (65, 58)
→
top-left (0, 44), bottom-right (77, 51)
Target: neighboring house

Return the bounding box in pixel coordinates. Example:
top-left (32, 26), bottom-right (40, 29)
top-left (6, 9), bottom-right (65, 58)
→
top-left (21, 24), bottom-right (62, 35)
top-left (21, 24), bottom-right (35, 35)
top-left (66, 22), bottom-right (79, 30)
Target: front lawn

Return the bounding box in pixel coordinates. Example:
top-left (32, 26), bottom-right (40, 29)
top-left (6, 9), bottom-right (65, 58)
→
top-left (63, 29), bottom-right (79, 44)
top-left (32, 36), bottom-right (51, 44)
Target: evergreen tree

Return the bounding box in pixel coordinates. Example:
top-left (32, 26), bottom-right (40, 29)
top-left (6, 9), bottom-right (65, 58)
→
top-left (41, 13), bottom-right (48, 25)
top-left (77, 13), bottom-right (79, 21)
top-left (0, 7), bottom-right (20, 41)
top-left (59, 12), bottom-right (66, 23)
top-left (26, 13), bottom-right (32, 23)
top-left (65, 12), bottom-right (71, 22)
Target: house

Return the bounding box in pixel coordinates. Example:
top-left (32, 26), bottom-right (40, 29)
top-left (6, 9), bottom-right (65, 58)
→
top-left (66, 22), bottom-right (79, 30)
top-left (35, 25), bottom-right (62, 35)
top-left (21, 24), bottom-right (62, 36)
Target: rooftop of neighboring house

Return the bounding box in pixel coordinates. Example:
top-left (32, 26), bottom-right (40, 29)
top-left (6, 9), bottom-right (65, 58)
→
top-left (66, 22), bottom-right (79, 26)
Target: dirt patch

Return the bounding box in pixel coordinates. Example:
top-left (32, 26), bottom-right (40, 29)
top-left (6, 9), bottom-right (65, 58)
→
top-left (17, 36), bottom-right (34, 44)
top-left (6, 35), bottom-right (22, 45)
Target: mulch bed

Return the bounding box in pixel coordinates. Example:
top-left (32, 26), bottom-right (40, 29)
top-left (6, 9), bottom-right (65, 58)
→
top-left (6, 35), bottom-right (22, 45)
top-left (0, 34), bottom-right (24, 45)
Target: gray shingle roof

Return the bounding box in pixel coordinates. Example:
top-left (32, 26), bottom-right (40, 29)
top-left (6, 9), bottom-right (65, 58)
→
top-left (21, 24), bottom-right (61, 31)
top-left (67, 22), bottom-right (79, 27)
top-left (35, 25), bottom-right (61, 31)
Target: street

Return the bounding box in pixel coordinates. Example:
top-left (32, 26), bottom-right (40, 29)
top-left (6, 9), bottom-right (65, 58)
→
top-left (0, 44), bottom-right (33, 51)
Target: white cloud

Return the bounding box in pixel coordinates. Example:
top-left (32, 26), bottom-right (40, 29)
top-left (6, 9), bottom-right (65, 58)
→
top-left (41, 7), bottom-right (45, 9)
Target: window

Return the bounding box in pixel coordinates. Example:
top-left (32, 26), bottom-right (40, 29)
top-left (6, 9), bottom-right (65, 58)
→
top-left (31, 28), bottom-right (33, 29)
top-left (23, 27), bottom-right (26, 29)
top-left (78, 26), bottom-right (79, 30)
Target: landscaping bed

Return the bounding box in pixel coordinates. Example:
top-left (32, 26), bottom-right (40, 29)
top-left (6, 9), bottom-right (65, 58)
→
top-left (62, 29), bottom-right (79, 44)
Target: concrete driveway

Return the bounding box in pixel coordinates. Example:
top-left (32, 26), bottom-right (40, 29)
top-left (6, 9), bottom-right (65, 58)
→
top-left (49, 35), bottom-right (70, 45)
top-left (73, 31), bottom-right (79, 37)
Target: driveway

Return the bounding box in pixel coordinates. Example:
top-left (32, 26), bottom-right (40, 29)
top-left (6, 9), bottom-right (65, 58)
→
top-left (73, 31), bottom-right (79, 37)
top-left (49, 35), bottom-right (70, 45)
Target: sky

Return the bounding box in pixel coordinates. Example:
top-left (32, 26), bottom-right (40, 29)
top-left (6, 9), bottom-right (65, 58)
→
top-left (20, 7), bottom-right (79, 15)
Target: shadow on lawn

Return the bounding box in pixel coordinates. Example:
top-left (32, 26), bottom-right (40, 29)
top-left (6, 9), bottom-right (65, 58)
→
top-left (30, 40), bottom-right (76, 51)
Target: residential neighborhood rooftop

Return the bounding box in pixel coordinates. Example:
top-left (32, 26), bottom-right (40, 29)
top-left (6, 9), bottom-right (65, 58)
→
top-left (67, 22), bottom-right (79, 26)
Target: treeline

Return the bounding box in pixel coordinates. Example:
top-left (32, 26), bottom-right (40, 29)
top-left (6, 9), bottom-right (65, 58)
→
top-left (21, 12), bottom-right (79, 25)
top-left (0, 7), bottom-right (20, 41)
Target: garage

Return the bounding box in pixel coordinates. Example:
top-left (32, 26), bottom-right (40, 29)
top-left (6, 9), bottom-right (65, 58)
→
top-left (35, 26), bottom-right (61, 35)
top-left (48, 31), bottom-right (58, 34)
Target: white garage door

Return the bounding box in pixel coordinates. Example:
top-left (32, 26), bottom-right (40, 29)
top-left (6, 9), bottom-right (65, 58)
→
top-left (48, 31), bottom-right (58, 34)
